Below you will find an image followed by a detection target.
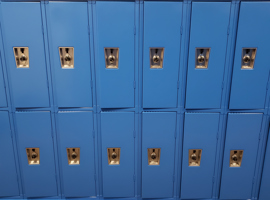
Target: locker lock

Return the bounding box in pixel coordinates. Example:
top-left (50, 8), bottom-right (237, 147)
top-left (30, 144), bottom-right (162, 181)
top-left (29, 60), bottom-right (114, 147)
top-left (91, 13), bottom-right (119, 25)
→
top-left (197, 54), bottom-right (205, 64)
top-left (195, 48), bottom-right (210, 69)
top-left (107, 148), bottom-right (120, 165)
top-left (243, 54), bottom-right (251, 64)
top-left (241, 48), bottom-right (256, 69)
top-left (67, 148), bottom-right (80, 165)
top-left (14, 47), bottom-right (29, 68)
top-left (189, 149), bottom-right (202, 166)
top-left (108, 54), bottom-right (116, 64)
top-left (105, 48), bottom-right (119, 69)
top-left (153, 54), bottom-right (160, 64)
top-left (148, 148), bottom-right (160, 165)
top-left (230, 150), bottom-right (243, 167)
top-left (150, 48), bottom-right (164, 69)
top-left (59, 47), bottom-right (74, 69)
top-left (26, 148), bottom-right (40, 165)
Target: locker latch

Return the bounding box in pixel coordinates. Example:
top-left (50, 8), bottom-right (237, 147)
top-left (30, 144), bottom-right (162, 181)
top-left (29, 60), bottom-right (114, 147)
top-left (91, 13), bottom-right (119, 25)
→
top-left (241, 48), bottom-right (256, 69)
top-left (107, 148), bottom-right (120, 165)
top-left (148, 148), bottom-right (161, 165)
top-left (59, 47), bottom-right (74, 69)
top-left (150, 48), bottom-right (164, 69)
top-left (26, 148), bottom-right (40, 165)
top-left (230, 150), bottom-right (243, 167)
top-left (195, 48), bottom-right (210, 69)
top-left (104, 48), bottom-right (119, 69)
top-left (189, 149), bottom-right (202, 166)
top-left (67, 148), bottom-right (80, 165)
top-left (14, 47), bottom-right (29, 68)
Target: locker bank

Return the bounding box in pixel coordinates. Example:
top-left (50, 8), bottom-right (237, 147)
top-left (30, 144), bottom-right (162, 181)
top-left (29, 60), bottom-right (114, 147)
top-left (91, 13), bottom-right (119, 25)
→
top-left (0, 0), bottom-right (270, 200)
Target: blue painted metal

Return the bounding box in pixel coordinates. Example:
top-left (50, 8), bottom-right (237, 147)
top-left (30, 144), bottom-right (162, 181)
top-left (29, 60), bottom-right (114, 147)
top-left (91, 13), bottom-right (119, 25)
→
top-left (143, 2), bottom-right (182, 108)
top-left (229, 2), bottom-right (270, 109)
top-left (15, 111), bottom-right (58, 198)
top-left (101, 112), bottom-right (134, 197)
top-left (56, 111), bottom-right (96, 197)
top-left (0, 111), bottom-right (19, 197)
top-left (0, 63), bottom-right (7, 107)
top-left (181, 112), bottom-right (219, 199)
top-left (1, 2), bottom-right (50, 108)
top-left (185, 2), bottom-right (230, 109)
top-left (94, 1), bottom-right (135, 108)
top-left (46, 2), bottom-right (93, 108)
top-left (142, 112), bottom-right (176, 198)
top-left (220, 113), bottom-right (262, 199)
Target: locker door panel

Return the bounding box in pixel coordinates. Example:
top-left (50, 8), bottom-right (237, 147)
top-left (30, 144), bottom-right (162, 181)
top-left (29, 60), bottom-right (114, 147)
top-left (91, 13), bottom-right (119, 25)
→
top-left (181, 113), bottom-right (219, 199)
top-left (15, 112), bottom-right (57, 197)
top-left (57, 111), bottom-right (95, 197)
top-left (0, 65), bottom-right (7, 107)
top-left (143, 2), bottom-right (182, 108)
top-left (185, 2), bottom-right (230, 109)
top-left (229, 3), bottom-right (270, 109)
top-left (101, 112), bottom-right (134, 197)
top-left (220, 113), bottom-right (262, 199)
top-left (0, 112), bottom-right (19, 197)
top-left (142, 112), bottom-right (176, 198)
top-left (47, 2), bottom-right (92, 107)
top-left (95, 2), bottom-right (134, 108)
top-left (1, 3), bottom-right (49, 108)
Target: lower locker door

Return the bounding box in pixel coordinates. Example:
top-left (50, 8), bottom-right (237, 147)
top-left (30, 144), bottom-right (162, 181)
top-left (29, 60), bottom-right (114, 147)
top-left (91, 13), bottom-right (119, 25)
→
top-left (259, 128), bottom-right (270, 200)
top-left (15, 112), bottom-right (58, 198)
top-left (181, 113), bottom-right (219, 199)
top-left (220, 113), bottom-right (262, 199)
top-left (0, 112), bottom-right (19, 197)
top-left (142, 112), bottom-right (176, 198)
top-left (57, 111), bottom-right (95, 197)
top-left (101, 112), bottom-right (134, 197)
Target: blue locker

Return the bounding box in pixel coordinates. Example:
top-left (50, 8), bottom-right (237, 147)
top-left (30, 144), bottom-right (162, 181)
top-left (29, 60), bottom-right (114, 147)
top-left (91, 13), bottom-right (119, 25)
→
top-left (143, 2), bottom-right (182, 108)
top-left (229, 2), bottom-right (270, 109)
top-left (46, 2), bottom-right (92, 108)
top-left (0, 63), bottom-right (7, 107)
top-left (259, 128), bottom-right (270, 200)
top-left (95, 2), bottom-right (135, 108)
top-left (57, 111), bottom-right (95, 197)
top-left (0, 112), bottom-right (19, 197)
top-left (181, 113), bottom-right (219, 199)
top-left (142, 112), bottom-right (176, 198)
top-left (220, 113), bottom-right (262, 199)
top-left (15, 112), bottom-right (57, 197)
top-left (1, 3), bottom-right (50, 108)
top-left (101, 112), bottom-right (134, 197)
top-left (185, 2), bottom-right (230, 109)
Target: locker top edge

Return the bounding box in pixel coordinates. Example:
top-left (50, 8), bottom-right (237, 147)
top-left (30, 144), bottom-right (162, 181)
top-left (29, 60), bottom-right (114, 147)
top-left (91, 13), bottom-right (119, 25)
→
top-left (1, 0), bottom-right (269, 2)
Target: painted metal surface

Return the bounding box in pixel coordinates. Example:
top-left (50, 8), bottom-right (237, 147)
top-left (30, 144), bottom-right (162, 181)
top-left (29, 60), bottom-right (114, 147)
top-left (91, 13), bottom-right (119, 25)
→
top-left (46, 2), bottom-right (92, 108)
top-left (142, 112), bottom-right (176, 198)
top-left (185, 2), bottom-right (230, 109)
top-left (15, 112), bottom-right (57, 198)
top-left (181, 113), bottom-right (219, 199)
top-left (101, 112), bottom-right (134, 197)
top-left (0, 64), bottom-right (7, 107)
top-left (143, 2), bottom-right (182, 108)
top-left (56, 111), bottom-right (96, 197)
top-left (220, 113), bottom-right (262, 199)
top-left (1, 2), bottom-right (50, 108)
top-left (229, 2), bottom-right (270, 109)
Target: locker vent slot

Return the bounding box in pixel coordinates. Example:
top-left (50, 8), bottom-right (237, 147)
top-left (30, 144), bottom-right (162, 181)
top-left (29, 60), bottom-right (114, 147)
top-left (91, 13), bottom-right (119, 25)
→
top-left (67, 148), bottom-right (80, 165)
top-left (26, 148), bottom-right (40, 165)
top-left (189, 149), bottom-right (202, 166)
top-left (14, 47), bottom-right (29, 68)
top-left (150, 48), bottom-right (164, 69)
top-left (104, 48), bottom-right (119, 69)
top-left (107, 148), bottom-right (120, 165)
top-left (148, 148), bottom-right (161, 165)
top-left (59, 47), bottom-right (74, 69)
top-left (195, 48), bottom-right (210, 69)
top-left (241, 48), bottom-right (256, 69)
top-left (230, 150), bottom-right (243, 167)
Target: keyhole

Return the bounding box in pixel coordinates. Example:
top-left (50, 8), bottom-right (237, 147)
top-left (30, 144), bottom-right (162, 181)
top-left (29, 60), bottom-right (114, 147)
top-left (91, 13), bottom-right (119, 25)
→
top-left (191, 154), bottom-right (197, 161)
top-left (243, 54), bottom-right (251, 64)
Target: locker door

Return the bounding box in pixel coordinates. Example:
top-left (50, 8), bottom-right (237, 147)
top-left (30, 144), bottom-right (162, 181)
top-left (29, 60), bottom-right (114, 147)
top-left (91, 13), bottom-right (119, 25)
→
top-left (143, 2), bottom-right (182, 108)
top-left (259, 128), bottom-right (270, 200)
top-left (57, 111), bottom-right (95, 197)
top-left (95, 2), bottom-right (134, 108)
top-left (0, 64), bottom-right (7, 107)
top-left (101, 112), bottom-right (134, 197)
top-left (185, 2), bottom-right (230, 109)
top-left (181, 113), bottom-right (219, 199)
top-left (0, 112), bottom-right (19, 197)
top-left (15, 112), bottom-right (57, 197)
top-left (1, 3), bottom-right (50, 108)
top-left (47, 2), bottom-right (92, 107)
top-left (142, 112), bottom-right (176, 198)
top-left (220, 113), bottom-right (262, 199)
top-left (229, 3), bottom-right (270, 109)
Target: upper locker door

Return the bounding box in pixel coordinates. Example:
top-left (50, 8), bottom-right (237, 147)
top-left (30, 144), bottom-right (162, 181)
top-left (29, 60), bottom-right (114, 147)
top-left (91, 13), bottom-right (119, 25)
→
top-left (95, 2), bottom-right (134, 108)
top-left (229, 2), bottom-right (270, 109)
top-left (185, 2), bottom-right (230, 109)
top-left (143, 2), bottom-right (182, 108)
top-left (47, 2), bottom-right (92, 108)
top-left (220, 113), bottom-right (262, 199)
top-left (0, 112), bottom-right (19, 197)
top-left (1, 2), bottom-right (50, 108)
top-left (0, 62), bottom-right (7, 107)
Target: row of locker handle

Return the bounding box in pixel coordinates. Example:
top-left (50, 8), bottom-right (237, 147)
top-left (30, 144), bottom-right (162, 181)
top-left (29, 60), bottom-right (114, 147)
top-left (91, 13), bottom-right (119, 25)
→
top-left (27, 147), bottom-right (244, 167)
top-left (14, 47), bottom-right (257, 70)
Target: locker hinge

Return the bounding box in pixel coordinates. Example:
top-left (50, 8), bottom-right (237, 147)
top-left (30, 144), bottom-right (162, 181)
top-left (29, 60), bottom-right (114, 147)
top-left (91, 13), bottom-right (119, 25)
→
top-left (91, 80), bottom-right (93, 88)
top-left (3, 79), bottom-right (6, 88)
top-left (221, 81), bottom-right (224, 89)
top-left (51, 130), bottom-right (54, 139)
top-left (174, 131), bottom-right (177, 138)
top-left (227, 26), bottom-right (230, 35)
top-left (180, 26), bottom-right (183, 35)
top-left (216, 133), bottom-right (219, 140)
top-left (134, 26), bottom-right (136, 35)
top-left (177, 81), bottom-right (180, 89)
top-left (47, 79), bottom-right (49, 88)
top-left (133, 174), bottom-right (136, 182)
top-left (133, 81), bottom-right (136, 89)
top-left (88, 26), bottom-right (91, 36)
top-left (10, 131), bottom-right (13, 138)
top-left (173, 175), bottom-right (175, 182)
top-left (252, 177), bottom-right (255, 184)
top-left (212, 176), bottom-right (215, 183)
top-left (94, 174), bottom-right (97, 181)
top-left (259, 132), bottom-right (262, 140)
top-left (133, 130), bottom-right (136, 138)
top-left (93, 130), bottom-right (95, 138)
